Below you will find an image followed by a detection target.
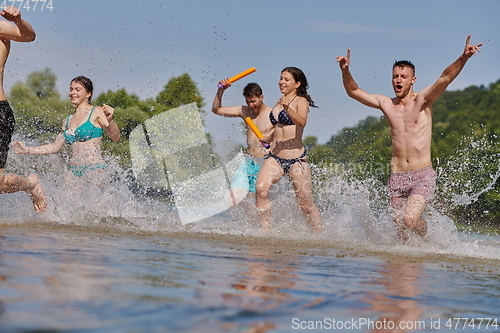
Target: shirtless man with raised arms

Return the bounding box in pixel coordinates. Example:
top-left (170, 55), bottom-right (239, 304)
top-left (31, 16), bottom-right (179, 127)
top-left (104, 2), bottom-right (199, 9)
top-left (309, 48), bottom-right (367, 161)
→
top-left (336, 35), bottom-right (482, 240)
top-left (0, 6), bottom-right (46, 212)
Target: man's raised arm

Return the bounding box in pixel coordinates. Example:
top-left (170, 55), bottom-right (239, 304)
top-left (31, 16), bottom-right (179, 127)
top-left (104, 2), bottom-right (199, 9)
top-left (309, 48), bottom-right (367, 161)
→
top-left (211, 79), bottom-right (242, 117)
top-left (0, 6), bottom-right (36, 42)
top-left (422, 35), bottom-right (482, 103)
top-left (336, 48), bottom-right (381, 109)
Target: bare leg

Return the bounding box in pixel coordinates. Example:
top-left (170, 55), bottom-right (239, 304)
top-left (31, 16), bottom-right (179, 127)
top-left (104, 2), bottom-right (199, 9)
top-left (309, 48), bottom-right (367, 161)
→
top-left (390, 196), bottom-right (407, 241)
top-left (226, 188), bottom-right (249, 206)
top-left (228, 189), bottom-right (256, 219)
top-left (0, 171), bottom-right (47, 212)
top-left (289, 162), bottom-right (323, 233)
top-left (255, 158), bottom-right (283, 230)
top-left (404, 194), bottom-right (428, 237)
top-left (88, 168), bottom-right (106, 189)
top-left (391, 194), bottom-right (428, 240)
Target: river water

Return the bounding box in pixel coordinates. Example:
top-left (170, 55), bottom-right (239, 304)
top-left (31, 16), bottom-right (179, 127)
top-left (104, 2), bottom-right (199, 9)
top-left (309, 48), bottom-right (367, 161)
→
top-left (1, 155), bottom-right (500, 332)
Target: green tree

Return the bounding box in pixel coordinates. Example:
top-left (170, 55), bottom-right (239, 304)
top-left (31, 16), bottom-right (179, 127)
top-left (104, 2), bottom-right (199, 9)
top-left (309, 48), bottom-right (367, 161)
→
top-left (94, 88), bottom-right (140, 109)
top-left (308, 144), bottom-right (336, 166)
top-left (303, 135), bottom-right (317, 151)
top-left (10, 68), bottom-right (67, 140)
top-left (26, 67), bottom-right (60, 100)
top-left (156, 73), bottom-right (204, 110)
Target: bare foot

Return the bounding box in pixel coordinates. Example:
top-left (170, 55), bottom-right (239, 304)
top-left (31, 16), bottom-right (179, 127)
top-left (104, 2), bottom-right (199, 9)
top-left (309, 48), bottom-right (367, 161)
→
top-left (312, 222), bottom-right (323, 233)
top-left (256, 206), bottom-right (271, 231)
top-left (27, 174), bottom-right (47, 212)
top-left (414, 219), bottom-right (428, 238)
top-left (396, 227), bottom-right (409, 244)
top-left (260, 221), bottom-right (271, 232)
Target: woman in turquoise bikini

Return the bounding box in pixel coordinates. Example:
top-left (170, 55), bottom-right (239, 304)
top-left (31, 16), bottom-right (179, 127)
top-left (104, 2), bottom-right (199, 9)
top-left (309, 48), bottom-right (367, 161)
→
top-left (13, 76), bottom-right (120, 188)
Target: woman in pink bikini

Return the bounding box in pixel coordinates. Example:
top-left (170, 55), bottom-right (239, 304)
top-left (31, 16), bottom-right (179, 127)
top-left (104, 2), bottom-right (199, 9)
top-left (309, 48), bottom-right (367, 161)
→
top-left (13, 76), bottom-right (121, 189)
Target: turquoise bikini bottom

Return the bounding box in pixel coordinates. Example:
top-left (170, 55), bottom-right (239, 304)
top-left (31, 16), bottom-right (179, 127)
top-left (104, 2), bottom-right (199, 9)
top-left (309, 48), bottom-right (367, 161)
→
top-left (68, 164), bottom-right (107, 177)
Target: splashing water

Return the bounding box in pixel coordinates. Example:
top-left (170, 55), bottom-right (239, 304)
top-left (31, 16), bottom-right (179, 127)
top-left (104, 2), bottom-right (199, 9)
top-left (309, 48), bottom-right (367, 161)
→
top-left (3, 128), bottom-right (500, 262)
top-left (437, 134), bottom-right (500, 206)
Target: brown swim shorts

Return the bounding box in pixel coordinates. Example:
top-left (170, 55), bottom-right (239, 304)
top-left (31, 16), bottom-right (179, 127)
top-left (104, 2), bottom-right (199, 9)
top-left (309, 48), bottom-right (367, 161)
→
top-left (388, 165), bottom-right (437, 201)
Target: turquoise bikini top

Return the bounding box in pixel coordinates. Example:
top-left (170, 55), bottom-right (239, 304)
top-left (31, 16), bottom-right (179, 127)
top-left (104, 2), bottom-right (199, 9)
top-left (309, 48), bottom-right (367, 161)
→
top-left (63, 107), bottom-right (104, 144)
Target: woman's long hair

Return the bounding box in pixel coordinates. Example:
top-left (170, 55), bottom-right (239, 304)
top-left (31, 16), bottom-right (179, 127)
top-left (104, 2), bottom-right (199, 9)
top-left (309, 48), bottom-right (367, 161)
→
top-left (282, 67), bottom-right (317, 108)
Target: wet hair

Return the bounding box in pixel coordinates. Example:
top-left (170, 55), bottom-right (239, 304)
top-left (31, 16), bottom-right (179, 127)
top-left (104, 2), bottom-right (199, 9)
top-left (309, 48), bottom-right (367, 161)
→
top-left (393, 60), bottom-right (415, 76)
top-left (71, 76), bottom-right (94, 102)
top-left (242, 82), bottom-right (263, 98)
top-left (281, 67), bottom-right (317, 108)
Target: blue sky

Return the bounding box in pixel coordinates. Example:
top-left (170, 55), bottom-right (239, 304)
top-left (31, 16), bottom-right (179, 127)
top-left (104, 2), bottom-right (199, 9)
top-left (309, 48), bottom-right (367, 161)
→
top-left (5, 0), bottom-right (499, 144)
